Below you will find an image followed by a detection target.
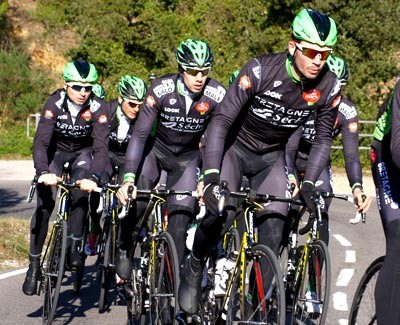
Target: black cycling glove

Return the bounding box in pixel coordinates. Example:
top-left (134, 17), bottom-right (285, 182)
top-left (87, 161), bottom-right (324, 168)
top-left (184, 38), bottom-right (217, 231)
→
top-left (203, 182), bottom-right (229, 217)
top-left (300, 180), bottom-right (316, 213)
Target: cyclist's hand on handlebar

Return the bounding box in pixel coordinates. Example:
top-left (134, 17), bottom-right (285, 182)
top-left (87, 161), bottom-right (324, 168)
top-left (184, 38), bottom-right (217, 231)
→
top-left (203, 182), bottom-right (229, 216)
top-left (117, 181), bottom-right (137, 205)
top-left (300, 180), bottom-right (316, 213)
top-left (288, 174), bottom-right (299, 198)
top-left (37, 173), bottom-right (61, 186)
top-left (353, 187), bottom-right (372, 214)
top-left (76, 179), bottom-right (98, 192)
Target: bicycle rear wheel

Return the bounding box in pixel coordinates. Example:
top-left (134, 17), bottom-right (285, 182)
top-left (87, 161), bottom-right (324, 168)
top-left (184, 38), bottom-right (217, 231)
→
top-left (98, 219), bottom-right (115, 313)
top-left (149, 231), bottom-right (180, 325)
top-left (291, 239), bottom-right (331, 325)
top-left (227, 244), bottom-right (285, 325)
top-left (42, 219), bottom-right (67, 324)
top-left (348, 256), bottom-right (383, 325)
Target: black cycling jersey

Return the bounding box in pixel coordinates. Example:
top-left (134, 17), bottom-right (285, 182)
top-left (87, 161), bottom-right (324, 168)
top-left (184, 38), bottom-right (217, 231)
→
top-left (33, 89), bottom-right (109, 177)
top-left (107, 99), bottom-right (136, 156)
top-left (202, 52), bottom-right (341, 184)
top-left (124, 73), bottom-right (226, 179)
top-left (286, 95), bottom-right (362, 190)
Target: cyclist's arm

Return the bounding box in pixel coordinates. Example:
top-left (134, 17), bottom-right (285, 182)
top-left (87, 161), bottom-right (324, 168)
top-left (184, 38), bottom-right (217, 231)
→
top-left (33, 98), bottom-right (58, 176)
top-left (391, 80), bottom-right (400, 168)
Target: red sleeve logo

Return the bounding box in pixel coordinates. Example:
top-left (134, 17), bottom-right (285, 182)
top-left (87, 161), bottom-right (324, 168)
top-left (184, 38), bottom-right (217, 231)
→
top-left (302, 89), bottom-right (320, 104)
top-left (44, 109), bottom-right (54, 119)
top-left (146, 95), bottom-right (156, 108)
top-left (239, 75), bottom-right (251, 90)
top-left (195, 102), bottom-right (210, 114)
top-left (81, 110), bottom-right (92, 121)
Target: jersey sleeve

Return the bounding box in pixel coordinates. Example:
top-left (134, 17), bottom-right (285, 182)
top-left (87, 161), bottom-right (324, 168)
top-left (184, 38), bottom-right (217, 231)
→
top-left (285, 126), bottom-right (302, 176)
top-left (202, 59), bottom-right (258, 182)
top-left (303, 83), bottom-right (341, 184)
top-left (390, 79), bottom-right (400, 168)
top-left (32, 98), bottom-right (58, 175)
top-left (124, 91), bottom-right (160, 180)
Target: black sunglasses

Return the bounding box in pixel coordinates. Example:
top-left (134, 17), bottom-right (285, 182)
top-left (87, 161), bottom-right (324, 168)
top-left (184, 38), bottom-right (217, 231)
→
top-left (68, 83), bottom-right (93, 92)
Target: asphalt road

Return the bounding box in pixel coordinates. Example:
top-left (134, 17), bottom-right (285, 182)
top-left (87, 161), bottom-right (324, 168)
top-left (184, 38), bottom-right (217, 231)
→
top-left (0, 160), bottom-right (385, 324)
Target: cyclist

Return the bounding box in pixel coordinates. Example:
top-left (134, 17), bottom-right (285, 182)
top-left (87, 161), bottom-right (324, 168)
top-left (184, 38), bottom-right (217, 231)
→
top-left (286, 55), bottom-right (372, 245)
top-left (371, 73), bottom-right (400, 325)
top-left (92, 83), bottom-right (106, 100)
top-left (117, 39), bottom-right (226, 280)
top-left (85, 75), bottom-right (148, 259)
top-left (179, 8), bottom-right (342, 314)
top-left (22, 60), bottom-right (109, 296)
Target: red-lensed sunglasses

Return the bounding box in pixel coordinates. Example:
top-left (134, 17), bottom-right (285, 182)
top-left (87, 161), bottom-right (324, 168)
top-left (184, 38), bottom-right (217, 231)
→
top-left (295, 43), bottom-right (332, 61)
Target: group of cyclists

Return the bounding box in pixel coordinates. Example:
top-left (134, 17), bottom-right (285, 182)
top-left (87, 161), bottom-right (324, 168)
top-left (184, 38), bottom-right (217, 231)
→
top-left (21, 5), bottom-right (399, 324)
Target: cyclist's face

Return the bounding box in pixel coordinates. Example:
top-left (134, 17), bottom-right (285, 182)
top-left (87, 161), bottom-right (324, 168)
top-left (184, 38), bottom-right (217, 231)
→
top-left (65, 82), bottom-right (92, 105)
top-left (182, 69), bottom-right (208, 93)
top-left (288, 40), bottom-right (332, 80)
top-left (119, 97), bottom-right (142, 120)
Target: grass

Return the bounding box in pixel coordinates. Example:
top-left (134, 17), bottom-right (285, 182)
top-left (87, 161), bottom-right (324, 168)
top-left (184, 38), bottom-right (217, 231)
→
top-left (0, 217), bottom-right (31, 272)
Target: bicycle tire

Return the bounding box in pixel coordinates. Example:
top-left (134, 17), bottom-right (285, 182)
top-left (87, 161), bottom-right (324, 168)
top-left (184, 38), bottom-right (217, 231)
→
top-left (149, 231), bottom-right (180, 325)
top-left (42, 219), bottom-right (67, 324)
top-left (290, 239), bottom-right (331, 325)
top-left (98, 220), bottom-right (114, 313)
top-left (226, 244), bottom-right (285, 325)
top-left (348, 256), bottom-right (384, 325)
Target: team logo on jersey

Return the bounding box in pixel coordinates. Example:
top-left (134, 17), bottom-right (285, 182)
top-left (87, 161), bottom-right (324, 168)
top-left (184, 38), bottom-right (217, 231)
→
top-left (274, 81), bottom-right (282, 88)
top-left (370, 148), bottom-right (376, 164)
top-left (204, 86), bottom-right (225, 103)
top-left (196, 102), bottom-right (210, 114)
top-left (146, 95), bottom-right (156, 107)
top-left (348, 122), bottom-right (358, 133)
top-left (339, 102), bottom-right (357, 119)
top-left (252, 66), bottom-right (261, 79)
top-left (170, 98), bottom-right (177, 105)
top-left (154, 79), bottom-right (175, 98)
top-left (302, 89), bottom-right (320, 104)
top-left (98, 114), bottom-right (108, 124)
top-left (81, 110), bottom-right (92, 121)
top-left (239, 75), bottom-right (251, 90)
top-left (44, 109), bottom-right (54, 119)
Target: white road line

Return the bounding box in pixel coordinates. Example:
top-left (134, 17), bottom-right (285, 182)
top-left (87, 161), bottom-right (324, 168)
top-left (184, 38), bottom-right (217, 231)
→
top-left (333, 291), bottom-right (348, 311)
top-left (336, 268), bottom-right (354, 286)
top-left (0, 267), bottom-right (27, 280)
top-left (345, 250), bottom-right (356, 263)
top-left (333, 234), bottom-right (352, 247)
top-left (338, 319), bottom-right (349, 325)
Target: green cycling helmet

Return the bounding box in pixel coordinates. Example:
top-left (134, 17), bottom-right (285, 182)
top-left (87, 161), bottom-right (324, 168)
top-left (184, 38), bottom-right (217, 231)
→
top-left (228, 70), bottom-right (240, 86)
top-left (291, 9), bottom-right (337, 47)
top-left (117, 75), bottom-right (147, 101)
top-left (62, 60), bottom-right (98, 83)
top-left (327, 55), bottom-right (349, 85)
top-left (92, 84), bottom-right (106, 100)
top-left (176, 39), bottom-right (214, 69)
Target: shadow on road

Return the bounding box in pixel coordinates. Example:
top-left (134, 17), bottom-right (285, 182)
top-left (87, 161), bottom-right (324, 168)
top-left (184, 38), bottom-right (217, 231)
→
top-left (0, 187), bottom-right (26, 211)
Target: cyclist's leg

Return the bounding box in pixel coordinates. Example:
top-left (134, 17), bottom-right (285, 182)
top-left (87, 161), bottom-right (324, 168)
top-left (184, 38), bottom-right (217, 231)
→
top-left (372, 144), bottom-right (400, 325)
top-left (314, 165), bottom-right (332, 246)
top-left (68, 150), bottom-right (92, 267)
top-left (23, 152), bottom-right (64, 295)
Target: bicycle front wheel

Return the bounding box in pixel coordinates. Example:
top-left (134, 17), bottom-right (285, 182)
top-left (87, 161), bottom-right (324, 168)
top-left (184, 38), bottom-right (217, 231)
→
top-left (227, 244), bottom-right (285, 325)
top-left (149, 231), bottom-right (180, 325)
top-left (291, 239), bottom-right (331, 325)
top-left (42, 219), bottom-right (67, 324)
top-left (348, 256), bottom-right (383, 325)
top-left (98, 218), bottom-right (115, 313)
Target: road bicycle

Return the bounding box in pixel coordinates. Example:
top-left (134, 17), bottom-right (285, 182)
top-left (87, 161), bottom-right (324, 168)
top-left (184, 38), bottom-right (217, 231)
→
top-left (122, 187), bottom-right (198, 325)
top-left (95, 167), bottom-right (121, 313)
top-left (200, 182), bottom-right (299, 325)
top-left (27, 163), bottom-right (97, 324)
top-left (280, 190), bottom-right (360, 324)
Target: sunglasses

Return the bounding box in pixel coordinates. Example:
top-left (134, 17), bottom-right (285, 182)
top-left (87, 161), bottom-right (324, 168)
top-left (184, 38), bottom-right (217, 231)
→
top-left (124, 99), bottom-right (142, 108)
top-left (68, 83), bottom-right (93, 92)
top-left (183, 66), bottom-right (211, 77)
top-left (295, 43), bottom-right (332, 61)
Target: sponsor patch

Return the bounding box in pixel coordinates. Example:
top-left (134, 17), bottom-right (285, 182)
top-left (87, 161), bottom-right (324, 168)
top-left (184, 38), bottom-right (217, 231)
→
top-left (98, 114), bottom-right (108, 123)
top-left (195, 102), bottom-right (210, 114)
top-left (146, 95), bottom-right (156, 107)
top-left (81, 110), bottom-right (92, 121)
top-left (44, 109), bottom-right (54, 119)
top-left (302, 89), bottom-right (320, 104)
top-left (339, 101), bottom-right (357, 119)
top-left (239, 75), bottom-right (251, 90)
top-left (153, 79), bottom-right (175, 98)
top-left (348, 122), bottom-right (358, 133)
